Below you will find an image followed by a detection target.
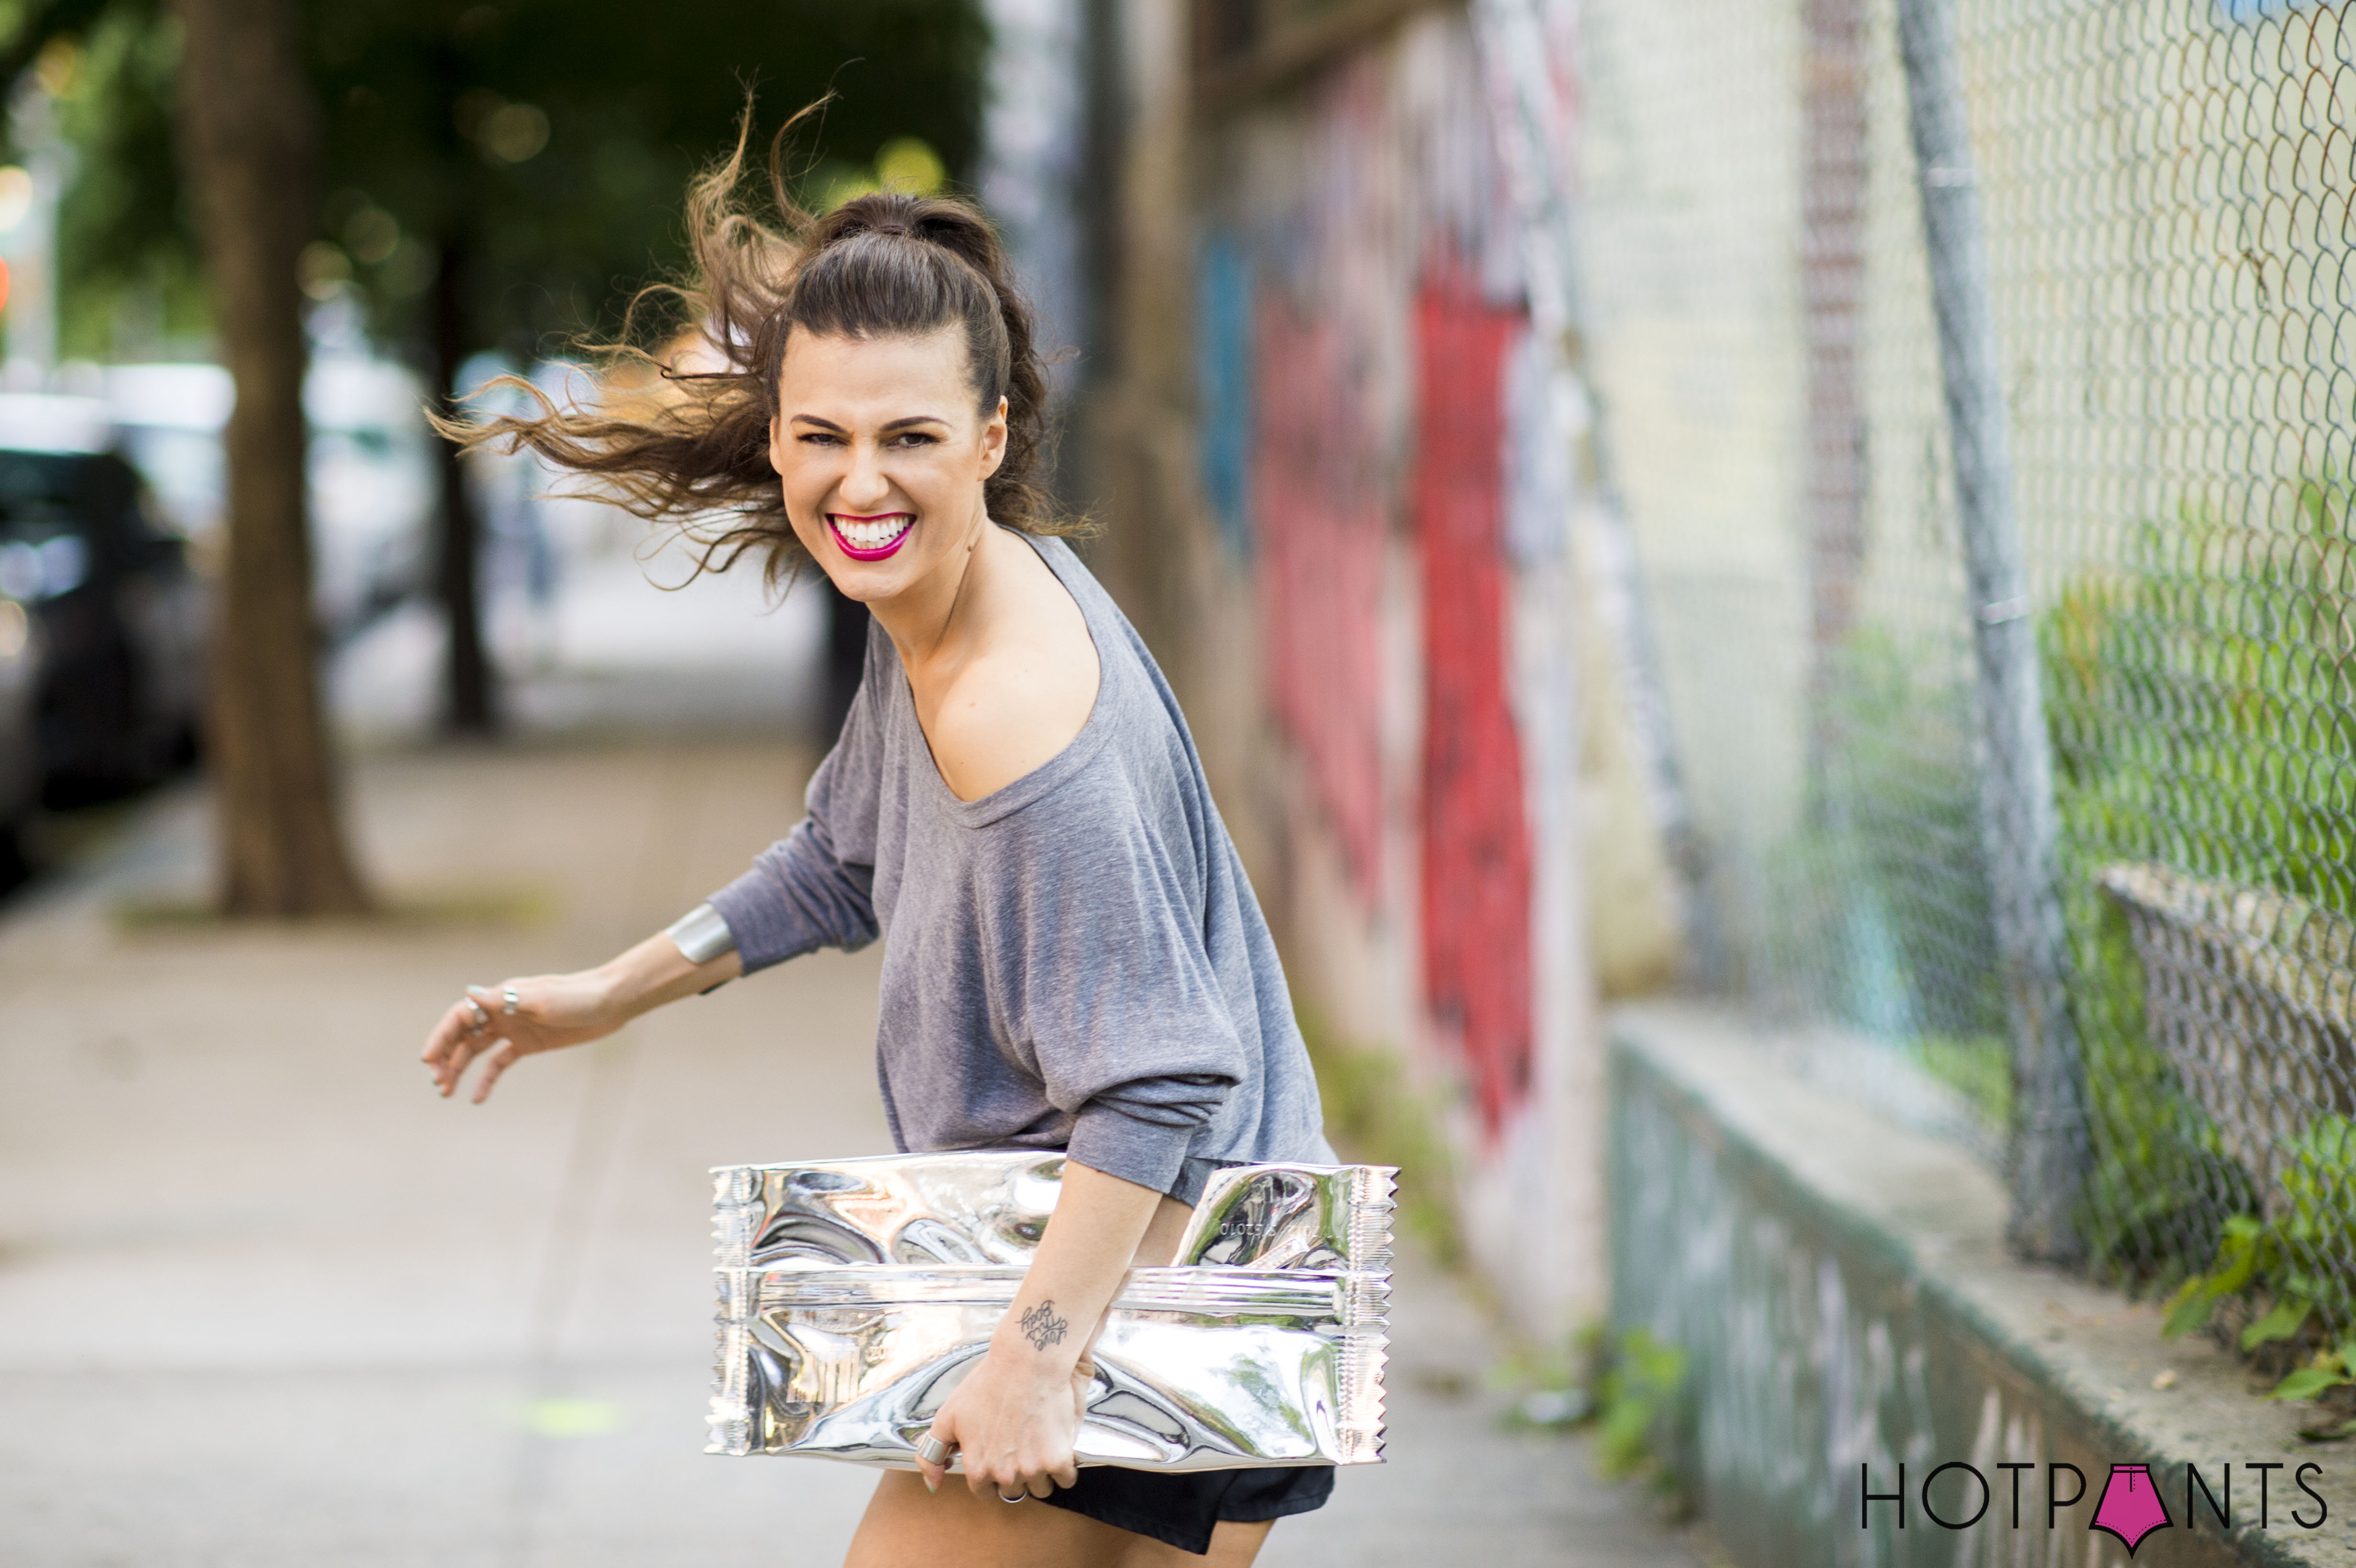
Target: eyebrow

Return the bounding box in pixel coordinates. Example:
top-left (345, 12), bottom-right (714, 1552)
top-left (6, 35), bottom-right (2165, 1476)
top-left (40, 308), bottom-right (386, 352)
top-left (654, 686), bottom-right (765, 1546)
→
top-left (788, 414), bottom-right (951, 432)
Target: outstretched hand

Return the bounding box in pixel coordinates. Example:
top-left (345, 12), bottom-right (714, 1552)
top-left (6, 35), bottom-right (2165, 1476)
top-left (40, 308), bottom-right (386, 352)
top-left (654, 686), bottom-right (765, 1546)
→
top-left (418, 931), bottom-right (742, 1105)
top-left (420, 972), bottom-right (624, 1103)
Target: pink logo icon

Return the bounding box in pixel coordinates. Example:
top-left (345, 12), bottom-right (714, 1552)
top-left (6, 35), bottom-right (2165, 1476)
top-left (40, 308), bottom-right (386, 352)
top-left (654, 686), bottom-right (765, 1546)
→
top-left (2091, 1463), bottom-right (2172, 1555)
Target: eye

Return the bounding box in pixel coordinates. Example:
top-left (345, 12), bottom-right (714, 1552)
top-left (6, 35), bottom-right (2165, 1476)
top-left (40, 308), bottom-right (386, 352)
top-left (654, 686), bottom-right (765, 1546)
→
top-left (888, 431), bottom-right (940, 448)
top-left (796, 430), bottom-right (845, 446)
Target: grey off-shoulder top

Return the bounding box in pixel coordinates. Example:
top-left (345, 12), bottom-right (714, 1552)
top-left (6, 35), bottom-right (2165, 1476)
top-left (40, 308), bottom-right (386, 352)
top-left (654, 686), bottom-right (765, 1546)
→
top-left (697, 533), bottom-right (1334, 1203)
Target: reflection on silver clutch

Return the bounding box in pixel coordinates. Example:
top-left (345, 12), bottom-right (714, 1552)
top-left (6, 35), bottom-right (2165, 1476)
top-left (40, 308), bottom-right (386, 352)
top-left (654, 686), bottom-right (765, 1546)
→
top-left (708, 1151), bottom-right (1395, 1470)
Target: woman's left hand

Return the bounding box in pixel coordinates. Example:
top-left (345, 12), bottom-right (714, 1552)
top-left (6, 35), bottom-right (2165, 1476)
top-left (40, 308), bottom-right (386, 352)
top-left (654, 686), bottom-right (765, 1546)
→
top-left (916, 1337), bottom-right (1091, 1501)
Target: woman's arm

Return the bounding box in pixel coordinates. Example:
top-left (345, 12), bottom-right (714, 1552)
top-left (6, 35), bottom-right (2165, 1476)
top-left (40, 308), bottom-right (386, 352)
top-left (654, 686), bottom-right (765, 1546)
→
top-left (420, 931), bottom-right (743, 1103)
top-left (915, 1160), bottom-right (1178, 1500)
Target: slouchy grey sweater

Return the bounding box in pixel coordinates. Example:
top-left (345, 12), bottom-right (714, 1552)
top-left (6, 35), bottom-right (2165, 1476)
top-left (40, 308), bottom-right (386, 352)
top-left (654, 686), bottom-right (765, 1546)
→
top-left (705, 534), bottom-right (1333, 1202)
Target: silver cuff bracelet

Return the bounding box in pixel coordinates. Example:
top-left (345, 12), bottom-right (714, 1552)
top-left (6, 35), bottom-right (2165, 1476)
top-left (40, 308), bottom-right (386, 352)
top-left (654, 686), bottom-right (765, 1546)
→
top-left (665, 902), bottom-right (738, 966)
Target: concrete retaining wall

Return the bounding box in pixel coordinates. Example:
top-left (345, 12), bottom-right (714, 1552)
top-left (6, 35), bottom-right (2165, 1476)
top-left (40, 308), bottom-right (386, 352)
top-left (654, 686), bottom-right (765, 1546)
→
top-left (1608, 1002), bottom-right (2354, 1568)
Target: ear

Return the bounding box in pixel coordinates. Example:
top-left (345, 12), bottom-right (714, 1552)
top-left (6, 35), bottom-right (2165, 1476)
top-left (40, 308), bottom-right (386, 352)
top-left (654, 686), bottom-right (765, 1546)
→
top-left (979, 396), bottom-right (1009, 480)
top-left (768, 414), bottom-right (785, 475)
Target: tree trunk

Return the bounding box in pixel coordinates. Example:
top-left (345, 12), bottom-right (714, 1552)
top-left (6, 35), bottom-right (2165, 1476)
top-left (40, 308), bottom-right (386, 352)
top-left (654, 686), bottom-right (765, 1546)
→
top-left (432, 236), bottom-right (496, 734)
top-left (172, 0), bottom-right (371, 915)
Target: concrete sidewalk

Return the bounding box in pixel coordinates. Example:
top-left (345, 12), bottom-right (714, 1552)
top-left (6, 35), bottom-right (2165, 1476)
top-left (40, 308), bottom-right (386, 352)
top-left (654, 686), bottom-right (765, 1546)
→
top-left (0, 741), bottom-right (1700, 1568)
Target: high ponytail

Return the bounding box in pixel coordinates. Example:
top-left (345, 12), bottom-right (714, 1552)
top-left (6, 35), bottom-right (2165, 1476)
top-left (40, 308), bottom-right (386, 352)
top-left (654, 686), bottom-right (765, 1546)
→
top-left (447, 101), bottom-right (1075, 587)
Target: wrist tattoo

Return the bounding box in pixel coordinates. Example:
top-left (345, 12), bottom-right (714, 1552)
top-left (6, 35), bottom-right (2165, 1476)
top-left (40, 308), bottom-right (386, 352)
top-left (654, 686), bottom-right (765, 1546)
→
top-left (1018, 1299), bottom-right (1069, 1352)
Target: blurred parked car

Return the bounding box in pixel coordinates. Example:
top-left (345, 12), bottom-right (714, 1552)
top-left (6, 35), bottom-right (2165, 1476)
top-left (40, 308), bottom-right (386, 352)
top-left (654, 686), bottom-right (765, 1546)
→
top-left (0, 354), bottom-right (432, 820)
top-left (0, 585), bottom-right (39, 870)
top-left (0, 396), bottom-right (208, 800)
top-left (108, 356), bottom-right (438, 638)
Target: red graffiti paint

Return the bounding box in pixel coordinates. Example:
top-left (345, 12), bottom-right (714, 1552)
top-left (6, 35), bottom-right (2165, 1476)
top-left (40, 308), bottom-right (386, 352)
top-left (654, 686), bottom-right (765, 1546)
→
top-left (1414, 265), bottom-right (1533, 1140)
top-left (1253, 293), bottom-right (1387, 904)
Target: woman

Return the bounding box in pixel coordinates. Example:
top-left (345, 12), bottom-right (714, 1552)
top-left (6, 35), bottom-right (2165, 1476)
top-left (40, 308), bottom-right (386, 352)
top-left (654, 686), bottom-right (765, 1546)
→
top-left (418, 135), bottom-right (1336, 1568)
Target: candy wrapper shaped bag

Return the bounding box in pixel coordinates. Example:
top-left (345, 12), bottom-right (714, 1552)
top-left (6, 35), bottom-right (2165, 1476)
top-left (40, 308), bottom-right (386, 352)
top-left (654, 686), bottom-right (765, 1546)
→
top-left (708, 1151), bottom-right (1395, 1471)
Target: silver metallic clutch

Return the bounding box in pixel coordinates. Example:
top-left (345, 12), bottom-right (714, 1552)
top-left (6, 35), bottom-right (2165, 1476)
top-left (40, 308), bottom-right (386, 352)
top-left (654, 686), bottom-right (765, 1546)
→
top-left (708, 1151), bottom-right (1395, 1471)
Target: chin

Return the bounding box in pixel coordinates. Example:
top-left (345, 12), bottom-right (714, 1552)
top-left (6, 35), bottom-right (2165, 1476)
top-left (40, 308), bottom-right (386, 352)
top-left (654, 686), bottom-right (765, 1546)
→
top-left (823, 546), bottom-right (926, 603)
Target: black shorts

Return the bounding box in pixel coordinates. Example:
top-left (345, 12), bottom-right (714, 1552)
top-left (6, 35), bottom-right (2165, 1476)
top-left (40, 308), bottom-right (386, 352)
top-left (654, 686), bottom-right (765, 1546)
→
top-left (1040, 1462), bottom-right (1335, 1555)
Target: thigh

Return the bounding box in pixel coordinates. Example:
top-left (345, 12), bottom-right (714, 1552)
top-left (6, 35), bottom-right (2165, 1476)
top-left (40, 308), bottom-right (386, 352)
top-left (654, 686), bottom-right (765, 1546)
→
top-left (1112, 1518), bottom-right (1274, 1568)
top-left (843, 1473), bottom-right (1278, 1568)
top-left (845, 1470), bottom-right (1132, 1568)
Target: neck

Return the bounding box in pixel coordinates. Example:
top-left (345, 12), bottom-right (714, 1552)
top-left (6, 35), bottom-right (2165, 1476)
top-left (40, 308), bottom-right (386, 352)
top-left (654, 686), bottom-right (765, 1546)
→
top-left (866, 502), bottom-right (999, 676)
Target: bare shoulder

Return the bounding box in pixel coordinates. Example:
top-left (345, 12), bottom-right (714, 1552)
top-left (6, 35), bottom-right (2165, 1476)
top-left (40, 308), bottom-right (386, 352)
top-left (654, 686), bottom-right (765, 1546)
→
top-left (926, 538), bottom-right (1102, 802)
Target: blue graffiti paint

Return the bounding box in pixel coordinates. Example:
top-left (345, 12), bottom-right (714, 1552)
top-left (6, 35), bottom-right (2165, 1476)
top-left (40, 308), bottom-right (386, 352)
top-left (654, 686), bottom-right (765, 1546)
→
top-left (1196, 235), bottom-right (1255, 560)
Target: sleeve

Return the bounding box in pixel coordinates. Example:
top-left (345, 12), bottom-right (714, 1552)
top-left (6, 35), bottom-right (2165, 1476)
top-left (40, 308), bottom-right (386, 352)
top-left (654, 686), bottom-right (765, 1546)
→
top-left (703, 680), bottom-right (882, 974)
top-left (996, 790), bottom-right (1248, 1197)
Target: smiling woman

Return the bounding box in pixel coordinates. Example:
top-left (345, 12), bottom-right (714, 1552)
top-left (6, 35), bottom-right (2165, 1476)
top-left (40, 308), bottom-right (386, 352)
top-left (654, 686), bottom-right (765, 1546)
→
top-left (424, 110), bottom-right (1339, 1568)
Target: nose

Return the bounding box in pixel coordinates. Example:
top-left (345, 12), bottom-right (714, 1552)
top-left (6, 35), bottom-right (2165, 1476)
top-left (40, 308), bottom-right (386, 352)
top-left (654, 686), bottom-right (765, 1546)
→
top-left (838, 439), bottom-right (893, 511)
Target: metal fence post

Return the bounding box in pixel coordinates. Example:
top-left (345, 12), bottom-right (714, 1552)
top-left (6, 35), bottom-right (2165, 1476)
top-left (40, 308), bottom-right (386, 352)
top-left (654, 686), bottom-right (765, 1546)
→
top-left (1894, 0), bottom-right (2085, 1262)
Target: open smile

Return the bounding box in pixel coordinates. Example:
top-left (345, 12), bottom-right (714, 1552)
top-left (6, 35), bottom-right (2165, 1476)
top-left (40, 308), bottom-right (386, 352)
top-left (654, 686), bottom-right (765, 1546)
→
top-left (828, 512), bottom-right (914, 561)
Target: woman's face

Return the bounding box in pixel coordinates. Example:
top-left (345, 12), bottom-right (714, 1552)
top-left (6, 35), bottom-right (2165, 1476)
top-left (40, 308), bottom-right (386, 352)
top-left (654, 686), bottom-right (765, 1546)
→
top-left (769, 325), bottom-right (1008, 605)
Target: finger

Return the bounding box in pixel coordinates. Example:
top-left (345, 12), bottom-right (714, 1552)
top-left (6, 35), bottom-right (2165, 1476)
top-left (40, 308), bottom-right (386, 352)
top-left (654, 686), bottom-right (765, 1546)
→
top-left (424, 990), bottom-right (502, 1082)
top-left (422, 1002), bottom-right (474, 1068)
top-left (435, 1047), bottom-right (471, 1098)
top-left (1049, 1453), bottom-right (1078, 1491)
top-left (432, 1026), bottom-right (494, 1096)
top-left (427, 1030), bottom-right (474, 1095)
top-left (469, 1041), bottom-right (521, 1104)
top-left (916, 1416), bottom-right (954, 1492)
top-left (1023, 1445), bottom-right (1071, 1497)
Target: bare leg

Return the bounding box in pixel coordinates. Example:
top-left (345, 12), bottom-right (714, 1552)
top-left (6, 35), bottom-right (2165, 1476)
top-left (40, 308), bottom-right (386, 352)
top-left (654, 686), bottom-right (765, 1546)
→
top-left (844, 1472), bottom-right (1276, 1568)
top-left (1135, 1518), bottom-right (1273, 1568)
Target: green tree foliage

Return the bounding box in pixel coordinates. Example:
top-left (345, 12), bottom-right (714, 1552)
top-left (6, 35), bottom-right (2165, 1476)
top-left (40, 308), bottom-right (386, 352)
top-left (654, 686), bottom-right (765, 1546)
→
top-left (11, 0), bottom-right (987, 359)
top-left (304, 0), bottom-right (985, 357)
top-left (46, 11), bottom-right (199, 353)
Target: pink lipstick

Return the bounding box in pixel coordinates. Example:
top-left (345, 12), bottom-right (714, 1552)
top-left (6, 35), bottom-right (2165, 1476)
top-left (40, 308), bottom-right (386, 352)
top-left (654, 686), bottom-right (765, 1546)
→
top-left (829, 512), bottom-right (913, 561)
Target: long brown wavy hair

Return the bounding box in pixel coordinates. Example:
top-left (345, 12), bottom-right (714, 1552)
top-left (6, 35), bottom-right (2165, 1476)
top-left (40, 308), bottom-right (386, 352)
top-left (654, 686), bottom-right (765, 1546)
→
top-left (450, 103), bottom-right (1077, 586)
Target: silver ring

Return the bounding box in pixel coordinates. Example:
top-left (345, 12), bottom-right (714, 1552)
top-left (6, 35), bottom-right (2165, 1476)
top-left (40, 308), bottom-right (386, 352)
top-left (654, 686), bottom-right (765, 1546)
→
top-left (502, 985), bottom-right (520, 1017)
top-left (997, 1490), bottom-right (1027, 1504)
top-left (915, 1435), bottom-right (951, 1467)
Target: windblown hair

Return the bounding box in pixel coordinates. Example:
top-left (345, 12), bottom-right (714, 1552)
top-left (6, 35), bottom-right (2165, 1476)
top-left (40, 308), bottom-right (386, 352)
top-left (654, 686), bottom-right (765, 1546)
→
top-left (453, 105), bottom-right (1073, 585)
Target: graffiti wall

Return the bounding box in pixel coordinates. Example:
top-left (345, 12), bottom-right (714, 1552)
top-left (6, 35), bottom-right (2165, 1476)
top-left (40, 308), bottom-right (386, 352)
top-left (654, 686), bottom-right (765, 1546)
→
top-left (1174, 9), bottom-right (1631, 1328)
top-left (1414, 263), bottom-right (1537, 1140)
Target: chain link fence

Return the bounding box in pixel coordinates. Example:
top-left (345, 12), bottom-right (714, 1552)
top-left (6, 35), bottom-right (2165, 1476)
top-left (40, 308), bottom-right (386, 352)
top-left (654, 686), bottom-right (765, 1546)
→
top-left (1579, 0), bottom-right (2356, 1340)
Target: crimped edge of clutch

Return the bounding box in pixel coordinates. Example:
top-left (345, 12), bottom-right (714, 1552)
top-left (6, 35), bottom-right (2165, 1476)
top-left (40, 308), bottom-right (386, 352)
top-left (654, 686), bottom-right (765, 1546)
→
top-left (706, 1266), bottom-right (754, 1456)
top-left (1339, 1167), bottom-right (1394, 1462)
top-left (1347, 1165), bottom-right (1398, 1274)
top-left (1334, 1263), bottom-right (1391, 1463)
top-left (1336, 1325), bottom-right (1390, 1463)
top-left (712, 1165), bottom-right (761, 1272)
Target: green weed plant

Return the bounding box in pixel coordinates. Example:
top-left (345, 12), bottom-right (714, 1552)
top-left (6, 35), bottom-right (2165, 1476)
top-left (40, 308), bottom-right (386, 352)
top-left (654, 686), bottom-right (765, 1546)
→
top-left (2047, 478), bottom-right (2356, 1354)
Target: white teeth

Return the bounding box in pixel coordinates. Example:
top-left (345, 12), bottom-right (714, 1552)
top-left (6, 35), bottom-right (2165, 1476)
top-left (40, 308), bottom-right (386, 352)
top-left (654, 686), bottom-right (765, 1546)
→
top-left (834, 515), bottom-right (911, 550)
